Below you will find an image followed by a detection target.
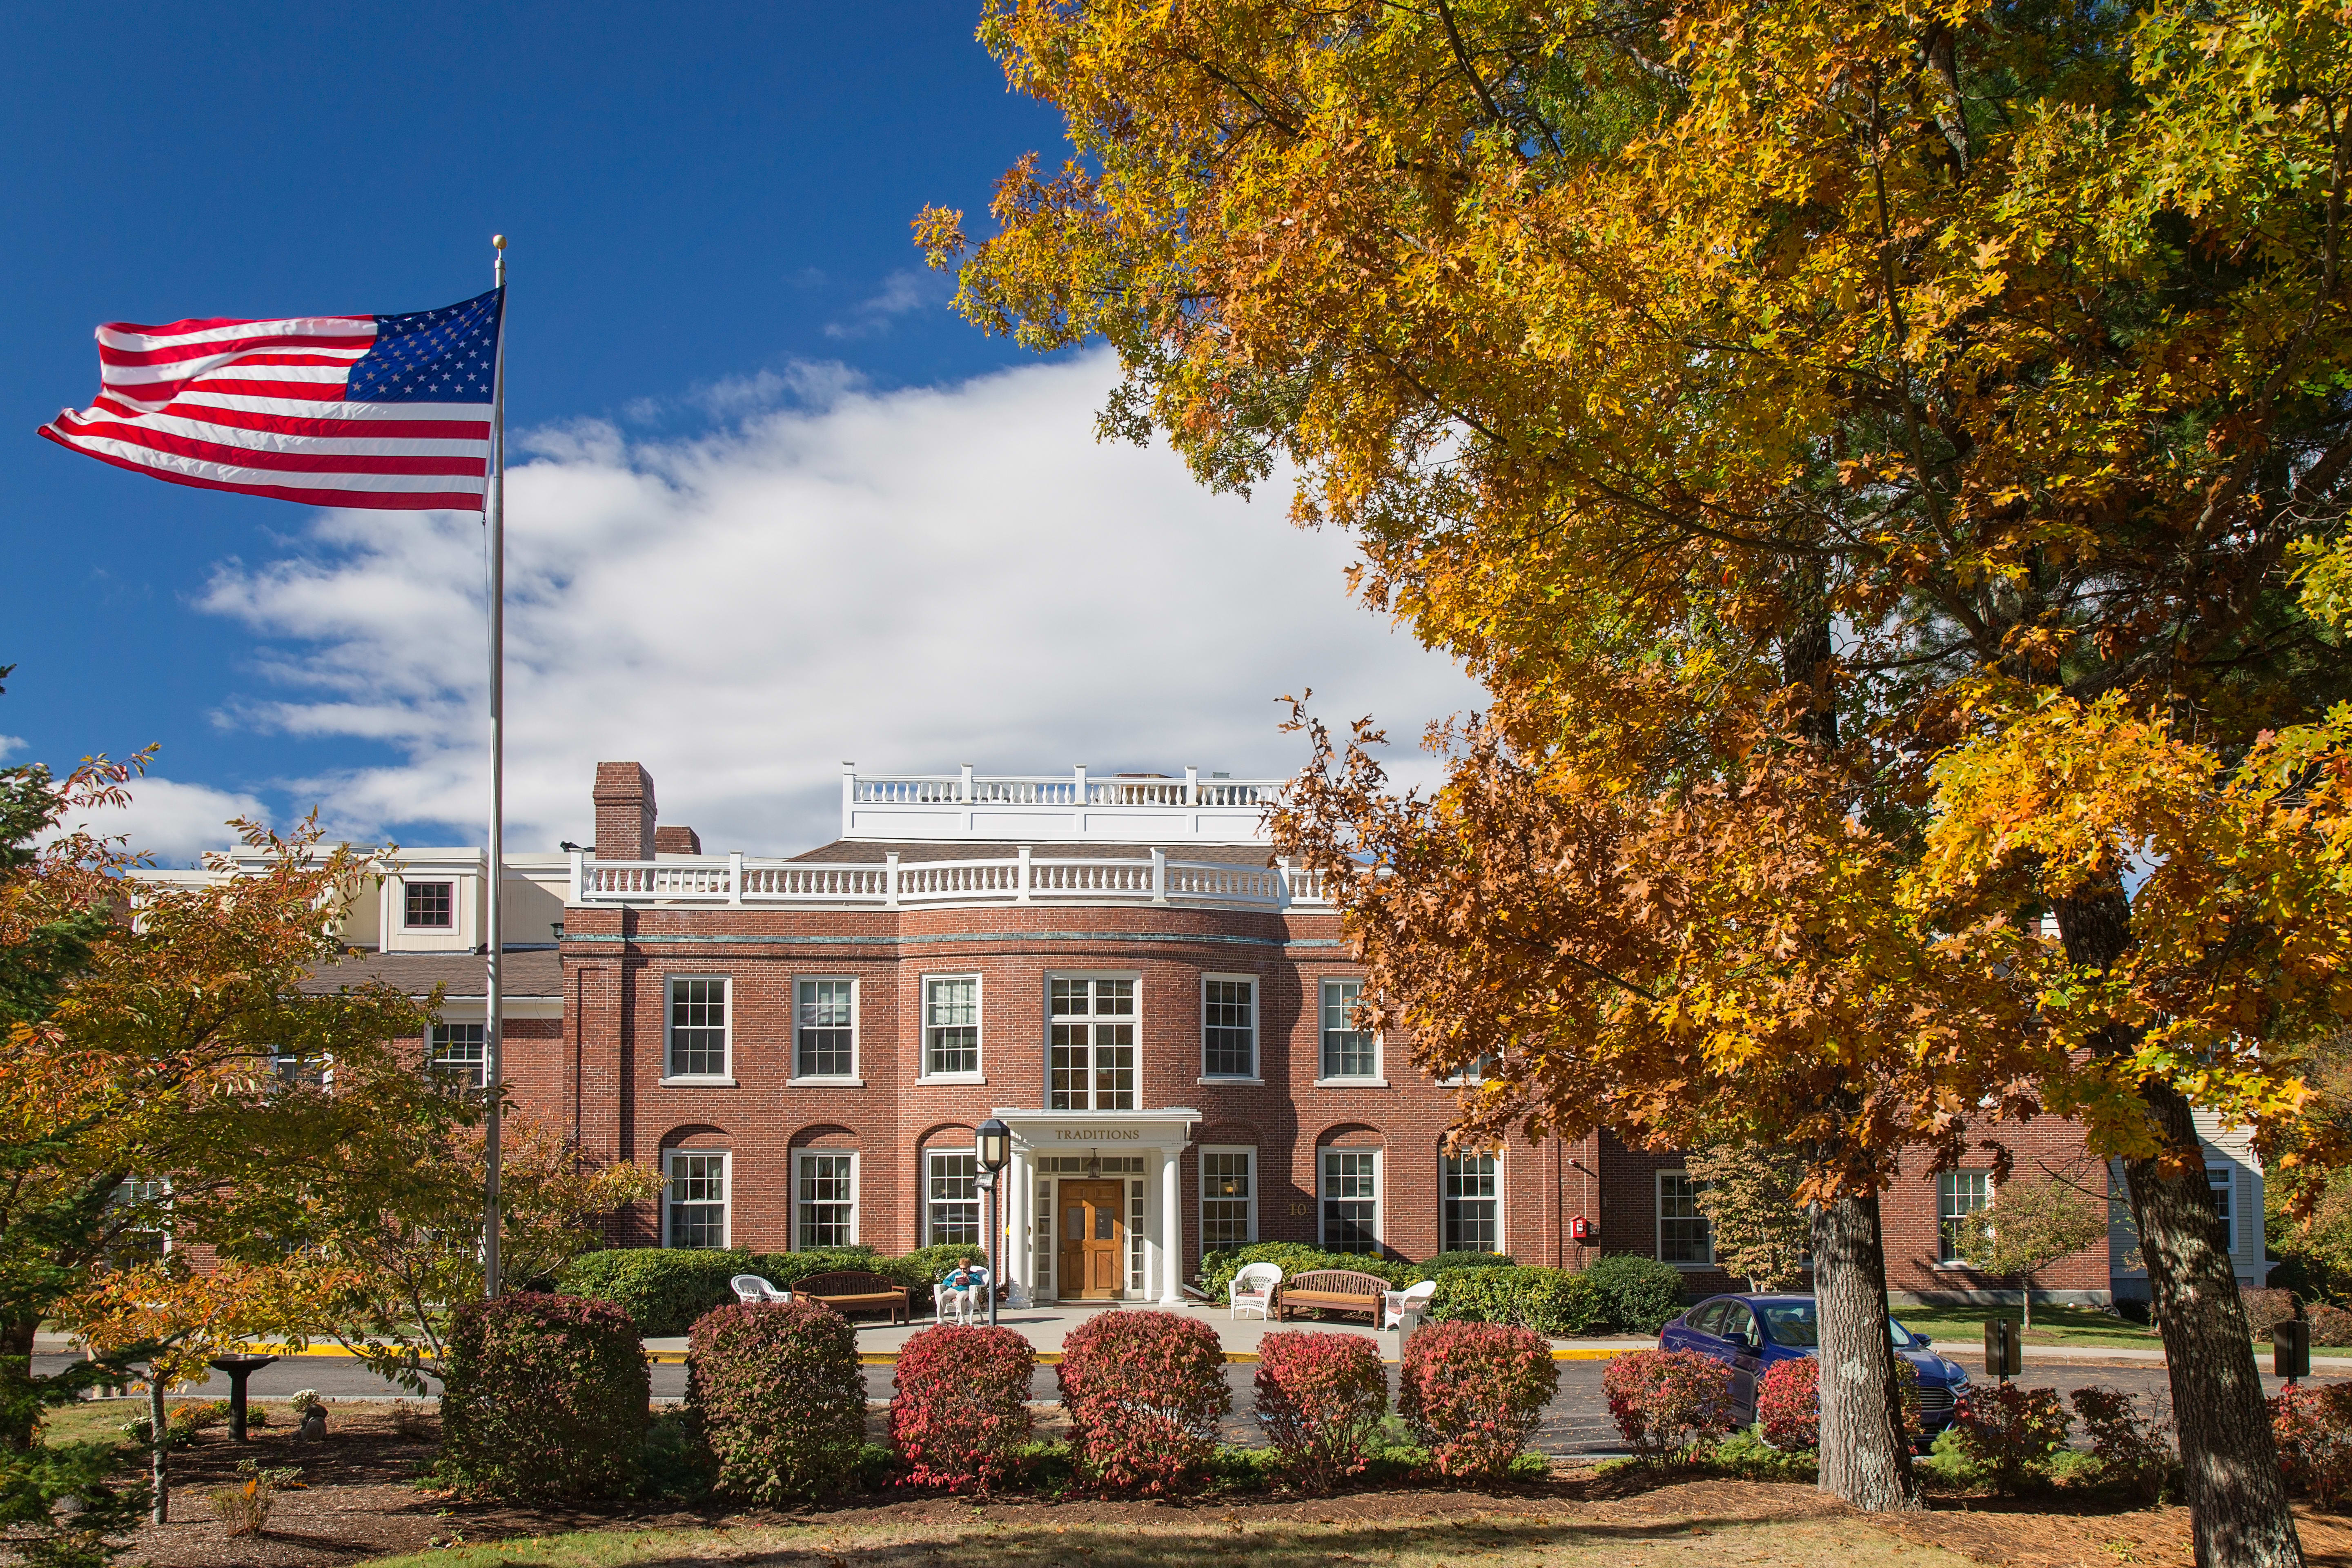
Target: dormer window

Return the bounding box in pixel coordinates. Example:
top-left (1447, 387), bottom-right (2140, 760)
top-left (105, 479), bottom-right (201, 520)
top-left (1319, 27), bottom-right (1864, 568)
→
top-left (404, 880), bottom-right (454, 929)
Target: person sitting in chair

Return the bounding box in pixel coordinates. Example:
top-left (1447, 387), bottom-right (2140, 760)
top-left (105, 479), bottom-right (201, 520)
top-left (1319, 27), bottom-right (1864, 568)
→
top-left (940, 1263), bottom-right (981, 1325)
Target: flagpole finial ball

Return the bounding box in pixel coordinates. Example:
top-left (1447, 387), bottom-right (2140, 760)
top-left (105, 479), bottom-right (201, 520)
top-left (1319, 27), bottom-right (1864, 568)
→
top-left (492, 234), bottom-right (507, 250)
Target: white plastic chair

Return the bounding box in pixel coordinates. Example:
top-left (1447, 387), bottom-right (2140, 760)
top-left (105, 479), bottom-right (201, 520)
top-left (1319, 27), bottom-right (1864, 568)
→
top-left (1382, 1278), bottom-right (1438, 1330)
top-left (1229, 1262), bottom-right (1283, 1320)
top-left (731, 1274), bottom-right (791, 1305)
top-left (934, 1266), bottom-right (990, 1325)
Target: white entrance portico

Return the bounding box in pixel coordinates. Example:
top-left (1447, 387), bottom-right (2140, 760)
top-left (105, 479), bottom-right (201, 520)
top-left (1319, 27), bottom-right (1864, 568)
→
top-left (993, 1108), bottom-right (1197, 1306)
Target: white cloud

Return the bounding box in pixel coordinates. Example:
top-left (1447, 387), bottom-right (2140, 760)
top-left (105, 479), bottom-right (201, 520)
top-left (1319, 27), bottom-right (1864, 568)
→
top-left (57, 775), bottom-right (268, 867)
top-left (195, 350), bottom-right (1484, 855)
top-left (0, 735), bottom-right (24, 763)
top-left (823, 269), bottom-right (944, 339)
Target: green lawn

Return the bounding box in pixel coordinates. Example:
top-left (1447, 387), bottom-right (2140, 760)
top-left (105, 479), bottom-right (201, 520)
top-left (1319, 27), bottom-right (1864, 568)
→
top-left (1887, 1303), bottom-right (2163, 1350)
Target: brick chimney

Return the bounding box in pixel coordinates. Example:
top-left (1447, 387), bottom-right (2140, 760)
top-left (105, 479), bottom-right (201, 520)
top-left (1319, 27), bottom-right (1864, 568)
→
top-left (593, 763), bottom-right (656, 861)
top-left (653, 825), bottom-right (702, 855)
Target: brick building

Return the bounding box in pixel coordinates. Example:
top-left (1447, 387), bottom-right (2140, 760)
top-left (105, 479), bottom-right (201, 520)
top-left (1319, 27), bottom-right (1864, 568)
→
top-left (202, 759), bottom-right (2276, 1310)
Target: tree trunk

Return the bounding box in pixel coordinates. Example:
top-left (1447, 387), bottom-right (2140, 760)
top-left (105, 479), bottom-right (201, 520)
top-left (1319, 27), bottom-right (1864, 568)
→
top-left (2058, 884), bottom-right (2304, 1568)
top-left (1813, 1189), bottom-right (1923, 1512)
top-left (0, 1315), bottom-right (35, 1452)
top-left (148, 1375), bottom-right (167, 1525)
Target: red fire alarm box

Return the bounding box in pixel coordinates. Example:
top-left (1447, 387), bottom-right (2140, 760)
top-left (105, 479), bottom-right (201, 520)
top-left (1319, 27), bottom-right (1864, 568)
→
top-left (1570, 1215), bottom-right (1598, 1243)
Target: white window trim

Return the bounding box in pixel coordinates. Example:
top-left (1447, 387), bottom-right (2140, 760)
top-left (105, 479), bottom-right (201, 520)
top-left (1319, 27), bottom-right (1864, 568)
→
top-left (1045, 970), bottom-right (1143, 1111)
top-left (918, 972), bottom-right (986, 1084)
top-left (1314, 977), bottom-right (1387, 1086)
top-left (1443, 1147), bottom-right (1505, 1256)
top-left (1317, 1146), bottom-right (1383, 1252)
top-left (1199, 1144), bottom-right (1258, 1249)
top-left (1198, 972), bottom-right (1261, 1082)
top-left (795, 1148), bottom-right (860, 1249)
top-left (661, 1147), bottom-right (732, 1249)
top-left (1657, 1168), bottom-right (1714, 1271)
top-left (1932, 1169), bottom-right (1995, 1270)
top-left (789, 975), bottom-right (863, 1086)
top-left (399, 876), bottom-right (457, 931)
top-left (2207, 1165), bottom-right (2237, 1256)
top-left (1437, 1054), bottom-right (1494, 1088)
top-left (922, 1146), bottom-right (982, 1247)
top-left (660, 973), bottom-right (736, 1086)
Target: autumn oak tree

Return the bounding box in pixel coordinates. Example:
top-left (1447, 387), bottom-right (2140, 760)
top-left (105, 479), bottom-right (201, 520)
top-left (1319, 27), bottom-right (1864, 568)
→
top-left (927, 2), bottom-right (2352, 1560)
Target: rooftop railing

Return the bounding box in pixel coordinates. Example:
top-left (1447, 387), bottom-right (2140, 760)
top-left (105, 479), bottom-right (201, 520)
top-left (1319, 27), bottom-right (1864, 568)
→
top-left (839, 765), bottom-right (1287, 844)
top-left (570, 847), bottom-right (1330, 911)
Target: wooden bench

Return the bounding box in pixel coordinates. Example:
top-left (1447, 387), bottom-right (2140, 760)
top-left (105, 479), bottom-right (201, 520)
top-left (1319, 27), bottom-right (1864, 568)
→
top-left (1276, 1269), bottom-right (1390, 1323)
top-left (794, 1270), bottom-right (913, 1324)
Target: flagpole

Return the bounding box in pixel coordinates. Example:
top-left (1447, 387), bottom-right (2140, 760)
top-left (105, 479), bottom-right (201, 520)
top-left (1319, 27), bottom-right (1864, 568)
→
top-left (483, 233), bottom-right (508, 1300)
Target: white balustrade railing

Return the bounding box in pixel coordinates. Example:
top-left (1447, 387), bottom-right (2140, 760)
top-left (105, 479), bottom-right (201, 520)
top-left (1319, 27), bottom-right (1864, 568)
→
top-left (568, 848), bottom-right (1332, 910)
top-left (846, 766), bottom-right (1283, 810)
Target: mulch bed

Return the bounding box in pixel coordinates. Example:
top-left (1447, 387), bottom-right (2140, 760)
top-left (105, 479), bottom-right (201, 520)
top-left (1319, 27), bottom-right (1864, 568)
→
top-left (116, 1407), bottom-right (2352, 1568)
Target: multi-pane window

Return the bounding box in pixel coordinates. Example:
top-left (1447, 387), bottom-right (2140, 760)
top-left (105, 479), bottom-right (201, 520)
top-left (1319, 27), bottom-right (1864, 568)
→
top-left (1444, 1152), bottom-right (1501, 1253)
top-left (403, 880), bottom-right (453, 929)
top-left (666, 977), bottom-right (728, 1078)
top-left (1320, 979), bottom-right (1376, 1078)
top-left (1203, 978), bottom-right (1255, 1078)
top-left (429, 1022), bottom-right (486, 1087)
top-left (1201, 1149), bottom-right (1255, 1249)
top-left (1658, 1171), bottom-right (1713, 1266)
top-left (795, 979), bottom-right (855, 1078)
top-left (2208, 1168), bottom-right (2236, 1254)
top-left (108, 1179), bottom-right (169, 1262)
top-left (1050, 977), bottom-right (1136, 1111)
top-left (1937, 1171), bottom-right (1992, 1264)
top-left (1321, 1149), bottom-right (1379, 1253)
top-left (798, 1153), bottom-right (856, 1248)
top-left (924, 977), bottom-right (979, 1077)
top-left (926, 1151), bottom-right (980, 1246)
top-left (1441, 1054), bottom-right (1496, 1085)
top-left (666, 1151), bottom-right (728, 1249)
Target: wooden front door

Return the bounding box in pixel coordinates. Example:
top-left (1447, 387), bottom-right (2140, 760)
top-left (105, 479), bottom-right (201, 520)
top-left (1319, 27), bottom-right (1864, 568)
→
top-left (1058, 1180), bottom-right (1126, 1300)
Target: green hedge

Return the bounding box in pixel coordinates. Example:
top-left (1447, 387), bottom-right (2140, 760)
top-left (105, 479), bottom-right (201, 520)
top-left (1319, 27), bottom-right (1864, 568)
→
top-left (1581, 1254), bottom-right (1688, 1334)
top-left (1199, 1244), bottom-right (1417, 1303)
top-left (560, 1244), bottom-right (993, 1334)
top-left (1428, 1266), bottom-right (1607, 1336)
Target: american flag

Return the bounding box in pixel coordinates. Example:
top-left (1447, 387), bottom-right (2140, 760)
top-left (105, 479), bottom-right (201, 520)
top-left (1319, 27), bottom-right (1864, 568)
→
top-left (38, 287), bottom-right (503, 511)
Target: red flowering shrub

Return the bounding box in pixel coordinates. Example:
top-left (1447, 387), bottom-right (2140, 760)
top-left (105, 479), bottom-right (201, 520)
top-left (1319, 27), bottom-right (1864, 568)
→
top-left (2068, 1387), bottom-right (2178, 1503)
top-left (1756, 1356), bottom-right (1819, 1450)
top-left (1398, 1321), bottom-right (1559, 1477)
top-left (889, 1323), bottom-right (1036, 1494)
top-left (1057, 1309), bottom-right (1230, 1494)
top-left (1952, 1384), bottom-right (2071, 1495)
top-left (1600, 1349), bottom-right (1735, 1466)
top-left (686, 1299), bottom-right (866, 1503)
top-left (1252, 1331), bottom-right (1389, 1490)
top-left (2271, 1382), bottom-right (2352, 1510)
top-left (438, 1292), bottom-right (649, 1501)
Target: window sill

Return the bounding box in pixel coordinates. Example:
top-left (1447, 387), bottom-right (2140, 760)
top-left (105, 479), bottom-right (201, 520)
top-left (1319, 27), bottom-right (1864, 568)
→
top-left (658, 1076), bottom-right (737, 1087)
top-left (1313, 1077), bottom-right (1389, 1088)
top-left (789, 1076), bottom-right (865, 1087)
top-left (1665, 1261), bottom-right (1715, 1272)
top-left (918, 1074), bottom-right (987, 1085)
top-left (1198, 1075), bottom-right (1263, 1086)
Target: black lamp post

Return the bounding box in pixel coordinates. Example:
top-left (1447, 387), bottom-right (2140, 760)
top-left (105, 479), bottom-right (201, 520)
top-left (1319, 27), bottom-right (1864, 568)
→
top-left (975, 1117), bottom-right (1011, 1326)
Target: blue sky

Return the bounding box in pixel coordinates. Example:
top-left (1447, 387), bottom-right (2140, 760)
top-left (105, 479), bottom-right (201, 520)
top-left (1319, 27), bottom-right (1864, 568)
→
top-left (3, 4), bottom-right (1477, 861)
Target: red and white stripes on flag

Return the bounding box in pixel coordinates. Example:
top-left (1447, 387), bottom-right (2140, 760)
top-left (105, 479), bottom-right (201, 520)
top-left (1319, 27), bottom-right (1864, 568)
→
top-left (37, 288), bottom-right (502, 511)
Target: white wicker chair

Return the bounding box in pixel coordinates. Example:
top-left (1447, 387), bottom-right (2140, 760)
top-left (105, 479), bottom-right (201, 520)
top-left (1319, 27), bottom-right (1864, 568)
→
top-left (934, 1266), bottom-right (990, 1324)
top-left (1229, 1262), bottom-right (1283, 1320)
top-left (1381, 1278), bottom-right (1438, 1330)
top-left (731, 1273), bottom-right (791, 1305)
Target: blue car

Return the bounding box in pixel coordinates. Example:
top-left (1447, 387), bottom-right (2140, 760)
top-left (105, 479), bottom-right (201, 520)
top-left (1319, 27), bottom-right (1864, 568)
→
top-left (1657, 1293), bottom-right (1971, 1440)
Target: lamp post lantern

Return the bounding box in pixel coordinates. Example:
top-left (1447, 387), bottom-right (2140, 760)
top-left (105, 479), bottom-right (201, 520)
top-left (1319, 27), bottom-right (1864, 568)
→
top-left (976, 1117), bottom-right (1011, 1326)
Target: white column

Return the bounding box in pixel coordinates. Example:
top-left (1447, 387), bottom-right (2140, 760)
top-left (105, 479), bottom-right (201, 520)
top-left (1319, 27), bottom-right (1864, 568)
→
top-left (1158, 1145), bottom-right (1184, 1305)
top-left (1008, 1146), bottom-right (1033, 1306)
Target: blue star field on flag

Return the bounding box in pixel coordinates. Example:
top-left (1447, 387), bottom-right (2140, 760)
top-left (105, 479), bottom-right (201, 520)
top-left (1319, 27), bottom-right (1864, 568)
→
top-left (346, 287), bottom-right (504, 404)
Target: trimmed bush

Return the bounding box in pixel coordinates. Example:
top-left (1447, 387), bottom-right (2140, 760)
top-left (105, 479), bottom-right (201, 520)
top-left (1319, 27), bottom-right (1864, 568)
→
top-left (1252, 1331), bottom-right (1388, 1490)
top-left (2271, 1382), bottom-right (2352, 1509)
top-left (883, 1243), bottom-right (991, 1288)
top-left (1581, 1254), bottom-right (1688, 1335)
top-left (2068, 1387), bottom-right (2178, 1503)
top-left (2242, 1287), bottom-right (2299, 1344)
top-left (1757, 1356), bottom-right (1819, 1450)
top-left (1407, 1251), bottom-right (1518, 1279)
top-left (1199, 1243), bottom-right (1411, 1303)
top-left (1429, 1265), bottom-right (1605, 1336)
top-left (1058, 1309), bottom-right (1230, 1493)
top-left (1398, 1320), bottom-right (1559, 1477)
top-left (687, 1298), bottom-right (867, 1503)
top-left (1601, 1348), bottom-right (1735, 1466)
top-left (1951, 1384), bottom-right (2071, 1495)
top-left (2310, 1301), bottom-right (2352, 1348)
top-left (889, 1323), bottom-right (1036, 1494)
top-left (558, 1248), bottom-right (746, 1336)
top-left (438, 1292), bottom-right (648, 1500)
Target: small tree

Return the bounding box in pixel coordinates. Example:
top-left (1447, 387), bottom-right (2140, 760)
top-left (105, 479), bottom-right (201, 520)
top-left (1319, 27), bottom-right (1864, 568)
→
top-left (1956, 1169), bottom-right (2111, 1332)
top-left (1685, 1145), bottom-right (1811, 1292)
